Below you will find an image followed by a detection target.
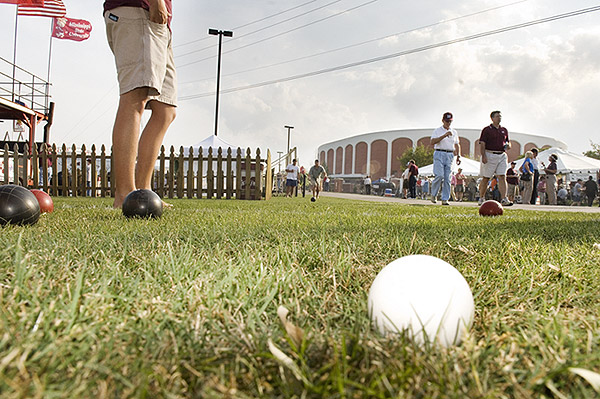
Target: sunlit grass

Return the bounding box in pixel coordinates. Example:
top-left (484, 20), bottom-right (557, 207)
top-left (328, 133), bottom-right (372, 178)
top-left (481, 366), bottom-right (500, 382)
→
top-left (0, 196), bottom-right (599, 398)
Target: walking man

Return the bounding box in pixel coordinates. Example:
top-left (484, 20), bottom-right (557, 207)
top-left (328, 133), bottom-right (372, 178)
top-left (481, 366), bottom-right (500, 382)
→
top-left (543, 154), bottom-right (558, 205)
top-left (364, 175), bottom-right (372, 195)
top-left (309, 159), bottom-right (327, 200)
top-left (285, 159), bottom-right (300, 197)
top-left (430, 112), bottom-right (461, 205)
top-left (478, 111), bottom-right (513, 206)
top-left (407, 160), bottom-right (419, 199)
top-left (104, 0), bottom-right (177, 208)
top-left (529, 148), bottom-right (540, 204)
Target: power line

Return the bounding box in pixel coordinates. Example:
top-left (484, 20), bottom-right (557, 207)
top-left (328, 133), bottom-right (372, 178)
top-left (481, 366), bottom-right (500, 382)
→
top-left (175, 0), bottom-right (345, 57)
top-left (179, 0), bottom-right (529, 86)
top-left (177, 0), bottom-right (381, 68)
top-left (179, 5), bottom-right (600, 101)
top-left (174, 0), bottom-right (321, 49)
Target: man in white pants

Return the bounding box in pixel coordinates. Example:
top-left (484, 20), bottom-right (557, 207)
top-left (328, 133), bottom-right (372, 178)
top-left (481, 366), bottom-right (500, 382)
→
top-left (478, 111), bottom-right (513, 206)
top-left (430, 112), bottom-right (461, 205)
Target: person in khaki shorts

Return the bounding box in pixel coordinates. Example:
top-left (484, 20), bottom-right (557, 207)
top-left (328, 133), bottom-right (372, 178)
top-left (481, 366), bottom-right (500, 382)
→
top-left (477, 111), bottom-right (513, 207)
top-left (104, 0), bottom-right (176, 208)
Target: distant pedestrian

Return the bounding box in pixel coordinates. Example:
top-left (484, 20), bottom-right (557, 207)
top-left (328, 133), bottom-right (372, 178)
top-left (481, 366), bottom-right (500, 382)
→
top-left (285, 159), bottom-right (300, 197)
top-left (506, 161), bottom-right (519, 203)
top-left (309, 159), bottom-right (327, 200)
top-left (537, 175), bottom-right (546, 205)
top-left (408, 160), bottom-right (419, 199)
top-left (401, 166), bottom-right (410, 198)
top-left (530, 148), bottom-right (540, 204)
top-left (454, 168), bottom-right (465, 202)
top-left (572, 179), bottom-right (583, 206)
top-left (430, 112), bottom-right (461, 205)
top-left (477, 111), bottom-right (513, 206)
top-left (543, 153), bottom-right (558, 205)
top-left (583, 176), bottom-right (598, 206)
top-left (520, 151), bottom-right (535, 204)
top-left (364, 175), bottom-right (372, 195)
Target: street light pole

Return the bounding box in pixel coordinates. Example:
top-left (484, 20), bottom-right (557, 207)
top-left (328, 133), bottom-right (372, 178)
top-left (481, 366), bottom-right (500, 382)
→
top-left (277, 151), bottom-right (283, 172)
top-left (284, 125), bottom-right (294, 164)
top-left (209, 28), bottom-right (233, 137)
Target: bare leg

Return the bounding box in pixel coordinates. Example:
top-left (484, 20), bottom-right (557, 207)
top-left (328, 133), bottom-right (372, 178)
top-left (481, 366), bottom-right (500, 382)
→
top-left (112, 88), bottom-right (149, 208)
top-left (135, 100), bottom-right (176, 190)
top-left (497, 175), bottom-right (508, 200)
top-left (478, 177), bottom-right (490, 200)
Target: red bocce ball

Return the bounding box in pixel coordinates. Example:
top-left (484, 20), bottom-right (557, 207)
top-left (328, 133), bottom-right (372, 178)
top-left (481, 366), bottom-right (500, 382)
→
top-left (30, 189), bottom-right (54, 214)
top-left (479, 200), bottom-right (504, 217)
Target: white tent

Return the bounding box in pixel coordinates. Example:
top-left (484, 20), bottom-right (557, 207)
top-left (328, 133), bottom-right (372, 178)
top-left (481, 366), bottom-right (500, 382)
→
top-left (514, 147), bottom-right (600, 177)
top-left (419, 156), bottom-right (481, 177)
top-left (182, 135), bottom-right (244, 157)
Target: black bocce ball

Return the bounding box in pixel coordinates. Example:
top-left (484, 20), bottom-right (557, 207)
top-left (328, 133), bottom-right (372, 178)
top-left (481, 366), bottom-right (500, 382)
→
top-left (0, 184), bottom-right (41, 226)
top-left (122, 189), bottom-right (163, 219)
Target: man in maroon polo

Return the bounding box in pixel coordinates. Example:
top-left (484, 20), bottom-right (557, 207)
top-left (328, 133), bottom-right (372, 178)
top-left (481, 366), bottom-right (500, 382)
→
top-left (477, 111), bottom-right (513, 206)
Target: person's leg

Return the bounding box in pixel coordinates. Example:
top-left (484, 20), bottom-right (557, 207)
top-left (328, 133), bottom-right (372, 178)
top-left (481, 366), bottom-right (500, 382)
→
top-left (498, 175), bottom-right (508, 200)
top-left (135, 100), bottom-right (176, 191)
top-left (112, 87), bottom-right (149, 208)
top-left (478, 177), bottom-right (490, 201)
top-left (441, 154), bottom-right (452, 201)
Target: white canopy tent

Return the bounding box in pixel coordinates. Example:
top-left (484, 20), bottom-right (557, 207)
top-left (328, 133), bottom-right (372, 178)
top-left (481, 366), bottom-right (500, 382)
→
top-left (419, 156), bottom-right (481, 177)
top-left (514, 147), bottom-right (600, 181)
top-left (182, 135), bottom-right (244, 157)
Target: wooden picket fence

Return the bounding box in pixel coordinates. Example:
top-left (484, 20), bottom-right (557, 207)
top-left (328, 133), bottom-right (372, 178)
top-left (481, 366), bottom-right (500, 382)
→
top-left (0, 143), bottom-right (273, 201)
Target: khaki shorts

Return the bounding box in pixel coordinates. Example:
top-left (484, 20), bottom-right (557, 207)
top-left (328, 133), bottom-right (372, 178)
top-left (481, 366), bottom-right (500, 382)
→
top-left (104, 7), bottom-right (177, 107)
top-left (311, 177), bottom-right (323, 190)
top-left (480, 151), bottom-right (508, 178)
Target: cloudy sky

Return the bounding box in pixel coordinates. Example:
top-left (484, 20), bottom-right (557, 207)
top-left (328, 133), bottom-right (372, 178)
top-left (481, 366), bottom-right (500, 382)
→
top-left (1, 0), bottom-right (599, 167)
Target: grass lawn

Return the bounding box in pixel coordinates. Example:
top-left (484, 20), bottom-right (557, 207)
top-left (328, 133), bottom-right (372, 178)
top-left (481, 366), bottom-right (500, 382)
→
top-left (1, 196), bottom-right (599, 398)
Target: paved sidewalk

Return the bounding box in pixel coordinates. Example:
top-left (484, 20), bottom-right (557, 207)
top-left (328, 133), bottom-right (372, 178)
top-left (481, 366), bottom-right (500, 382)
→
top-left (320, 192), bottom-right (600, 213)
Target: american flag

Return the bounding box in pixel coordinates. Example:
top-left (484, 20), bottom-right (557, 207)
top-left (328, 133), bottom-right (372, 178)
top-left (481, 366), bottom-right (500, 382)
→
top-left (18, 0), bottom-right (66, 17)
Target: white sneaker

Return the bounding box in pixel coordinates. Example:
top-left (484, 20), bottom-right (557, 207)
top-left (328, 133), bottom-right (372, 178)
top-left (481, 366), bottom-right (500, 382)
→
top-left (478, 198), bottom-right (484, 206)
top-left (442, 200), bottom-right (449, 205)
top-left (501, 198), bottom-right (513, 207)
top-left (430, 197), bottom-right (437, 204)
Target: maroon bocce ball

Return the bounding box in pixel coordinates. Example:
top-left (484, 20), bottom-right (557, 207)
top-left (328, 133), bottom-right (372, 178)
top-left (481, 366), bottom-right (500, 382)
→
top-left (30, 189), bottom-right (54, 214)
top-left (479, 200), bottom-right (504, 217)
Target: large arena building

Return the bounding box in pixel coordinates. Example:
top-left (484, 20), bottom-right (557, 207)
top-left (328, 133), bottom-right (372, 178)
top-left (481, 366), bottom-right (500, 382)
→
top-left (317, 128), bottom-right (567, 180)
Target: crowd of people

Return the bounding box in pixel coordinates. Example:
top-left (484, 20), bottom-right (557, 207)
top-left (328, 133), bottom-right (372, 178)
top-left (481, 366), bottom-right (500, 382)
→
top-left (362, 111), bottom-right (600, 207)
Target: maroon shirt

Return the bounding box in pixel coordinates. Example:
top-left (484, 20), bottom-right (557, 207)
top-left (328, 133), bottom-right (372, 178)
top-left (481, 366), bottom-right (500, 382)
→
top-left (409, 164), bottom-right (418, 177)
top-left (104, 0), bottom-right (172, 26)
top-left (506, 167), bottom-right (519, 185)
top-left (479, 124), bottom-right (509, 152)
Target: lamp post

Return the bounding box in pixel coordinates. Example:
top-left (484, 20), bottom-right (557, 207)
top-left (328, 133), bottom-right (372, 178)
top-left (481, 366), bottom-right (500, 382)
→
top-left (277, 151), bottom-right (283, 172)
top-left (208, 28), bottom-right (233, 136)
top-left (284, 125), bottom-right (294, 164)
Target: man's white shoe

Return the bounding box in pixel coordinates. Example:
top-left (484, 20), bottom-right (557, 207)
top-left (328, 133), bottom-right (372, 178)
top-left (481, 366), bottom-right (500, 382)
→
top-left (430, 197), bottom-right (437, 204)
top-left (501, 198), bottom-right (513, 207)
top-left (442, 200), bottom-right (449, 205)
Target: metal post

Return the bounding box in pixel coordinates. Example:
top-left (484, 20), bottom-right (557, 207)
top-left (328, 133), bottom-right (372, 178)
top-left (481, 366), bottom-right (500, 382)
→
top-left (209, 29), bottom-right (233, 137)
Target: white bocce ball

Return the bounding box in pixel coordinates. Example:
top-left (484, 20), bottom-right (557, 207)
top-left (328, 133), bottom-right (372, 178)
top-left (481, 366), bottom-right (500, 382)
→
top-left (368, 255), bottom-right (474, 347)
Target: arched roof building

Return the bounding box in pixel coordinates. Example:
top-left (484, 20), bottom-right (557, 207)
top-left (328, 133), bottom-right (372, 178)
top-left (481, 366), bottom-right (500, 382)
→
top-left (317, 128), bottom-right (567, 180)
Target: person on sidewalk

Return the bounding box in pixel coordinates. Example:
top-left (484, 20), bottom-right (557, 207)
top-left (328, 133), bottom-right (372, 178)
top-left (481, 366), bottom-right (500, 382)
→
top-left (430, 112), bottom-right (461, 205)
top-left (364, 175), bottom-right (372, 195)
top-left (104, 0), bottom-right (176, 208)
top-left (543, 153), bottom-right (558, 205)
top-left (285, 159), bottom-right (300, 198)
top-left (309, 159), bottom-right (327, 200)
top-left (477, 111), bottom-right (513, 207)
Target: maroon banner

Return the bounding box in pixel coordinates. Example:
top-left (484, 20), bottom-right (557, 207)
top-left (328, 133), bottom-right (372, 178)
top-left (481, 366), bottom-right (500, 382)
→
top-left (0, 1), bottom-right (44, 4)
top-left (52, 17), bottom-right (92, 42)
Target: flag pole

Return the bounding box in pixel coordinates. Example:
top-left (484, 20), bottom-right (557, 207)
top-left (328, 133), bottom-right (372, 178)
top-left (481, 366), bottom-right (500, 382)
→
top-left (46, 18), bottom-right (54, 110)
top-left (12, 5), bottom-right (18, 102)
